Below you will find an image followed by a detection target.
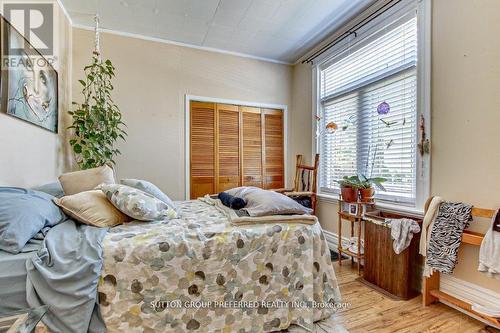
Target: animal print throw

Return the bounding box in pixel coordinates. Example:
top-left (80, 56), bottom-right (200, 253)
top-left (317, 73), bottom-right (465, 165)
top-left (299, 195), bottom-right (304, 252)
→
top-left (424, 202), bottom-right (473, 276)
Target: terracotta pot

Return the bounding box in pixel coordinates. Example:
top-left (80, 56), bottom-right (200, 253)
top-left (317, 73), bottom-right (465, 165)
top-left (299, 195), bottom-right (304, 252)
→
top-left (341, 187), bottom-right (358, 203)
top-left (359, 187), bottom-right (375, 202)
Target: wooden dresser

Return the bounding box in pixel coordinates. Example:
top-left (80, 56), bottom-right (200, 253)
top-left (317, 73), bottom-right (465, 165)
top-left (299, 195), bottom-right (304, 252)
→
top-left (362, 211), bottom-right (423, 300)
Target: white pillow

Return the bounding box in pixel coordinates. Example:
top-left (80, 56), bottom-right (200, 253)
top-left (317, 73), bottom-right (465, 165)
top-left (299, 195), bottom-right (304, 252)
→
top-left (225, 187), bottom-right (312, 217)
top-left (99, 184), bottom-right (177, 221)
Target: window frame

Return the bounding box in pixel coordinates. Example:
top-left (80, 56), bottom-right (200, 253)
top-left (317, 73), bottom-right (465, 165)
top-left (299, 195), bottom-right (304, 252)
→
top-left (312, 0), bottom-right (431, 214)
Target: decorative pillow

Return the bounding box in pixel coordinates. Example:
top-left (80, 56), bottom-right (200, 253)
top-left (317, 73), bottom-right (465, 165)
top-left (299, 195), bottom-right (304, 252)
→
top-left (53, 190), bottom-right (129, 227)
top-left (225, 186), bottom-right (313, 217)
top-left (99, 184), bottom-right (177, 221)
top-left (32, 181), bottom-right (65, 198)
top-left (0, 187), bottom-right (66, 253)
top-left (59, 164), bottom-right (115, 195)
top-left (120, 179), bottom-right (177, 212)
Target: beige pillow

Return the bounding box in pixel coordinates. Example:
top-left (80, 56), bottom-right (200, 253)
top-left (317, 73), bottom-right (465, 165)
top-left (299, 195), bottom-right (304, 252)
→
top-left (54, 190), bottom-right (129, 227)
top-left (59, 165), bottom-right (115, 195)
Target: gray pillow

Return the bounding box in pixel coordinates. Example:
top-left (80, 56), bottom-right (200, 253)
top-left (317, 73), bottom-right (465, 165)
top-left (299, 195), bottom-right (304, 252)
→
top-left (225, 187), bottom-right (313, 217)
top-left (120, 179), bottom-right (177, 211)
top-left (0, 187), bottom-right (66, 253)
top-left (32, 181), bottom-right (65, 198)
top-left (100, 184), bottom-right (177, 221)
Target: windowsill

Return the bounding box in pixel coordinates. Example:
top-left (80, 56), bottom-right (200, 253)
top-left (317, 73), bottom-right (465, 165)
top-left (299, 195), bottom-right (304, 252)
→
top-left (317, 193), bottom-right (424, 218)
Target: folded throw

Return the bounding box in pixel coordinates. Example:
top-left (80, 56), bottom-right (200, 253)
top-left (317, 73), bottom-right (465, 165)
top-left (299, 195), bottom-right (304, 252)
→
top-left (201, 196), bottom-right (317, 226)
top-left (478, 209), bottom-right (500, 280)
top-left (218, 192), bottom-right (246, 210)
top-left (419, 196), bottom-right (444, 256)
top-left (424, 202), bottom-right (473, 277)
top-left (388, 218), bottom-right (421, 254)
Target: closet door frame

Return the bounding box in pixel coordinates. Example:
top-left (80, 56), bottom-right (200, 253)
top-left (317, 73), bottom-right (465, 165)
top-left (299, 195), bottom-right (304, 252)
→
top-left (184, 95), bottom-right (288, 200)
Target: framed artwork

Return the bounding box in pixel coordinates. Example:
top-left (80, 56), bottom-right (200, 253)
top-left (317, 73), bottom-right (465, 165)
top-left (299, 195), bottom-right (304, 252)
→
top-left (1, 16), bottom-right (59, 133)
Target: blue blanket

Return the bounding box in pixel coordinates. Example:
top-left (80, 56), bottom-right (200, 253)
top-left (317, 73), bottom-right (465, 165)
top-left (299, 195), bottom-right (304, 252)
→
top-left (25, 219), bottom-right (108, 333)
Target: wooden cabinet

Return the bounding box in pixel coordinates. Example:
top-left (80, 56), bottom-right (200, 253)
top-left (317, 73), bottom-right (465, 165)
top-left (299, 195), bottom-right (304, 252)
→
top-left (189, 101), bottom-right (284, 199)
top-left (362, 211), bottom-right (423, 300)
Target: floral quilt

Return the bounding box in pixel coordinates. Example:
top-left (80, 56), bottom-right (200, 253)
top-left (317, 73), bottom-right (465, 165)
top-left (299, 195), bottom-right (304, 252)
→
top-left (98, 200), bottom-right (341, 332)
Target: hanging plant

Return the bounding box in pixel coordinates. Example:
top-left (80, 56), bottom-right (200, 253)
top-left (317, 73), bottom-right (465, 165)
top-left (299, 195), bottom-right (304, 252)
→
top-left (68, 16), bottom-right (126, 170)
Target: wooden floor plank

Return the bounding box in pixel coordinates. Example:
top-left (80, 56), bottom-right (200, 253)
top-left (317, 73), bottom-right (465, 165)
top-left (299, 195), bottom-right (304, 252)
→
top-left (284, 262), bottom-right (492, 333)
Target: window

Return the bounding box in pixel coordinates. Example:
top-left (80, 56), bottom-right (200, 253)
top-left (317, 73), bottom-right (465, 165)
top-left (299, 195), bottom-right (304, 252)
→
top-left (316, 1), bottom-right (429, 208)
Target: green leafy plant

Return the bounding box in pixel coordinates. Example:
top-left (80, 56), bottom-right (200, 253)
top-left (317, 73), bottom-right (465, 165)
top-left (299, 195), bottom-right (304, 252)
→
top-left (335, 176), bottom-right (360, 188)
top-left (68, 52), bottom-right (126, 169)
top-left (335, 174), bottom-right (387, 191)
top-left (356, 174), bottom-right (387, 191)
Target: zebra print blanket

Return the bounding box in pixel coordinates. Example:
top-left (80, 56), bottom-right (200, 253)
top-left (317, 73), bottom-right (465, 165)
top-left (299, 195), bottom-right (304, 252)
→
top-left (424, 202), bottom-right (473, 276)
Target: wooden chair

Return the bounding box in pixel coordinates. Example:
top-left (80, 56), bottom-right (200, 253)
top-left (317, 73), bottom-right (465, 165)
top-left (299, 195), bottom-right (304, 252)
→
top-left (277, 154), bottom-right (320, 215)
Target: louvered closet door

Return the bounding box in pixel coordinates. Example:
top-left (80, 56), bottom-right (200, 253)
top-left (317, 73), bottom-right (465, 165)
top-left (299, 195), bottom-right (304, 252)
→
top-left (240, 106), bottom-right (263, 187)
top-left (190, 101), bottom-right (215, 199)
top-left (262, 109), bottom-right (284, 189)
top-left (216, 104), bottom-right (241, 192)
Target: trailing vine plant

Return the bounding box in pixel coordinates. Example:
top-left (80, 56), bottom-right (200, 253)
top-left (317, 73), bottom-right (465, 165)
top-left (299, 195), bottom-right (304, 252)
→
top-left (68, 16), bottom-right (126, 170)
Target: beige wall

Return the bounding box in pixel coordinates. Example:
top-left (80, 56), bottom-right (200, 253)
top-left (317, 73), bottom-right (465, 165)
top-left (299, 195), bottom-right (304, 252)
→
top-left (0, 3), bottom-right (72, 187)
top-left (290, 63), bottom-right (313, 166)
top-left (314, 0), bottom-right (500, 292)
top-left (71, 28), bottom-right (294, 200)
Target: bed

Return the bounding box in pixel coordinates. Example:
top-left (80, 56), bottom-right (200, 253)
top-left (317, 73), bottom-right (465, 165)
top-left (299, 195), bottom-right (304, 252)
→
top-left (98, 199), bottom-right (340, 332)
top-left (0, 240), bottom-right (42, 313)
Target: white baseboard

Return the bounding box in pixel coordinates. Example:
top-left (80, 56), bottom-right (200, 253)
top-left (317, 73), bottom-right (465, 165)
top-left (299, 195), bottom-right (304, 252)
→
top-left (324, 230), bottom-right (500, 328)
top-left (440, 274), bottom-right (500, 315)
top-left (323, 230), bottom-right (350, 253)
top-left (323, 230), bottom-right (363, 263)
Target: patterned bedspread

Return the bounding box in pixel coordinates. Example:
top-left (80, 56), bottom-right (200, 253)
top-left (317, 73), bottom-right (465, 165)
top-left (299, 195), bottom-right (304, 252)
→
top-left (98, 200), bottom-right (341, 332)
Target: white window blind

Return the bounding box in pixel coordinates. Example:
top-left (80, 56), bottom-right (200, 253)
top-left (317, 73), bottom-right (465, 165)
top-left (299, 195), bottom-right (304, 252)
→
top-left (318, 9), bottom-right (418, 204)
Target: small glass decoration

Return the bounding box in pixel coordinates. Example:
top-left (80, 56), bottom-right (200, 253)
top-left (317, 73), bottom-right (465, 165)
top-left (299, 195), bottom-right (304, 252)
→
top-left (325, 121), bottom-right (338, 134)
top-left (377, 101), bottom-right (390, 115)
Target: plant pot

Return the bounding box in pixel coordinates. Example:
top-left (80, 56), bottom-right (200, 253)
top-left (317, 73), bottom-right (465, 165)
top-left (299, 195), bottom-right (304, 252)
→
top-left (341, 187), bottom-right (358, 203)
top-left (359, 187), bottom-right (375, 202)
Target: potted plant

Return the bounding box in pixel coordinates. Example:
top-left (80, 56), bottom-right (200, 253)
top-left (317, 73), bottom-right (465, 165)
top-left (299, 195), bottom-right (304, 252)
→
top-left (68, 17), bottom-right (126, 170)
top-left (356, 174), bottom-right (387, 202)
top-left (336, 176), bottom-right (360, 203)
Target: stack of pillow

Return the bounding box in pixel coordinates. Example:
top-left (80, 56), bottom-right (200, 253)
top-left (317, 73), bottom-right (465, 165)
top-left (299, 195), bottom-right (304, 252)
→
top-left (0, 164), bottom-right (177, 254)
top-left (55, 165), bottom-right (178, 227)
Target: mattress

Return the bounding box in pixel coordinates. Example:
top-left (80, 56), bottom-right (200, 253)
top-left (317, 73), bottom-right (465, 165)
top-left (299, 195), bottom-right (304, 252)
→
top-left (99, 199), bottom-right (341, 332)
top-left (0, 240), bottom-right (42, 313)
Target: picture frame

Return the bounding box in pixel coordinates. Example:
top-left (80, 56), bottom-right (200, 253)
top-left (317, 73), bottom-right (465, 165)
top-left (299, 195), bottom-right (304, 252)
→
top-left (0, 15), bottom-right (59, 133)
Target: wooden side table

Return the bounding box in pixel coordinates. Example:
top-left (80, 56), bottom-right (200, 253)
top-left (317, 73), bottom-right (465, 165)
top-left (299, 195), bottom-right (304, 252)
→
top-left (337, 197), bottom-right (375, 276)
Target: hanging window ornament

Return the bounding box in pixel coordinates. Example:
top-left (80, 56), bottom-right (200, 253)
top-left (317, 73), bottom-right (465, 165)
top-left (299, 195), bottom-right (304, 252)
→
top-left (377, 101), bottom-right (390, 115)
top-left (325, 121), bottom-right (338, 134)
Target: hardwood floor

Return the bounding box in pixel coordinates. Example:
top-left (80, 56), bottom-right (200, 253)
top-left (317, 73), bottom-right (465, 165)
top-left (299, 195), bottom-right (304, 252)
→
top-left (286, 262), bottom-right (495, 333)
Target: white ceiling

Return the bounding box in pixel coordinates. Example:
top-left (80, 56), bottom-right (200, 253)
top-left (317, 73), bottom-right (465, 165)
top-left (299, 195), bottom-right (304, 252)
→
top-left (60, 0), bottom-right (374, 63)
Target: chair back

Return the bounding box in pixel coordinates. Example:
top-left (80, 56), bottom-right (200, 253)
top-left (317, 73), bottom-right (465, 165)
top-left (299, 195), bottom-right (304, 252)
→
top-left (293, 154), bottom-right (320, 193)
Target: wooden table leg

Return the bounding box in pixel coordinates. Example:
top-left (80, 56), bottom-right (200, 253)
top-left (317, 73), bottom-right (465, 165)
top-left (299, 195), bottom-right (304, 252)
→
top-left (357, 218), bottom-right (362, 275)
top-left (423, 272), bottom-right (440, 306)
top-left (338, 213), bottom-right (342, 266)
top-left (351, 220), bottom-right (354, 265)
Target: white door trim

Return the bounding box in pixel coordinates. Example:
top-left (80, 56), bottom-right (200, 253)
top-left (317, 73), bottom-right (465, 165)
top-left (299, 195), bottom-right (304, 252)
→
top-left (184, 94), bottom-right (289, 200)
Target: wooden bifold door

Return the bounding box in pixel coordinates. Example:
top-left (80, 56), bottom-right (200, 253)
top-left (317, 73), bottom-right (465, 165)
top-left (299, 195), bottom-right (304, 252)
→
top-left (190, 101), bottom-right (284, 199)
